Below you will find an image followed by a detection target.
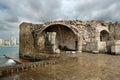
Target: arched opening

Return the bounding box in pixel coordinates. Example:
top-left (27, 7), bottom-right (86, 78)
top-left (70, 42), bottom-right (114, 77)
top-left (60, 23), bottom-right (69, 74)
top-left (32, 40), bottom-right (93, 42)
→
top-left (99, 30), bottom-right (110, 53)
top-left (37, 24), bottom-right (78, 52)
top-left (100, 30), bottom-right (109, 41)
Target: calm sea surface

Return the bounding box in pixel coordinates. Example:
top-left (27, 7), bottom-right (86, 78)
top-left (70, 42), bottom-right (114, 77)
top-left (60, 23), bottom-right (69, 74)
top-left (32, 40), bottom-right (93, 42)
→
top-left (0, 46), bottom-right (19, 67)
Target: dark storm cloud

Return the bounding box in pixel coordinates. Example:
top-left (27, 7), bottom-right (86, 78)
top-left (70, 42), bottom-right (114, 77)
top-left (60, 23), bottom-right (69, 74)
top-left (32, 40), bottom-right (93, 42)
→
top-left (0, 0), bottom-right (120, 39)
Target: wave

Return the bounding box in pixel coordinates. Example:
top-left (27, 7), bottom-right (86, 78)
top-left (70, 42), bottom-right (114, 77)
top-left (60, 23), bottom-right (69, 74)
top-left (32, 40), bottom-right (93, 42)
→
top-left (5, 59), bottom-right (16, 65)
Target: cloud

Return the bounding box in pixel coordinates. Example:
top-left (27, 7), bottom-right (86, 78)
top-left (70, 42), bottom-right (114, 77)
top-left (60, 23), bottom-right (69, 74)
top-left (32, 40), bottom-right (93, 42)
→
top-left (73, 0), bottom-right (120, 21)
top-left (0, 0), bottom-right (120, 40)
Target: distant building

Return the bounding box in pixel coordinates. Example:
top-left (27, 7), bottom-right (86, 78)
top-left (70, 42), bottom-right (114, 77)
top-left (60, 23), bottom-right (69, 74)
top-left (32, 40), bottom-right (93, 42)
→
top-left (0, 39), bottom-right (4, 45)
top-left (10, 37), bottom-right (17, 46)
top-left (4, 40), bottom-right (10, 45)
top-left (16, 41), bottom-right (19, 45)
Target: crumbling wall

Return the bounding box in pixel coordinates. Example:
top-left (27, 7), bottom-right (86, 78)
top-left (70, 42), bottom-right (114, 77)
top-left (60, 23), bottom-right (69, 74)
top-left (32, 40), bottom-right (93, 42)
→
top-left (19, 20), bottom-right (120, 56)
top-left (82, 41), bottom-right (98, 52)
top-left (81, 20), bottom-right (111, 53)
top-left (112, 22), bottom-right (120, 40)
top-left (108, 22), bottom-right (120, 54)
top-left (111, 40), bottom-right (120, 54)
top-left (19, 22), bottom-right (35, 56)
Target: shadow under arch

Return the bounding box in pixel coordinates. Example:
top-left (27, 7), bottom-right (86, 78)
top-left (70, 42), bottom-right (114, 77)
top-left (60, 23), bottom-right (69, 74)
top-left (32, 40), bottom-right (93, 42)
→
top-left (100, 30), bottom-right (109, 41)
top-left (36, 23), bottom-right (82, 52)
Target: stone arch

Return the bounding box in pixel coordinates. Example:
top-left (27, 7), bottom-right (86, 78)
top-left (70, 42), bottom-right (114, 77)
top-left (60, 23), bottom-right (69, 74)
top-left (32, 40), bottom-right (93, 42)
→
top-left (39, 23), bottom-right (79, 35)
top-left (36, 23), bottom-right (82, 53)
top-left (96, 26), bottom-right (109, 41)
top-left (100, 30), bottom-right (109, 41)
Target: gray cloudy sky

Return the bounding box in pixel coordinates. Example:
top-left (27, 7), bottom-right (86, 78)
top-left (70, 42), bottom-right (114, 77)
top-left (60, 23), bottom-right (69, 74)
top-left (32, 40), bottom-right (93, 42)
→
top-left (0, 0), bottom-right (120, 40)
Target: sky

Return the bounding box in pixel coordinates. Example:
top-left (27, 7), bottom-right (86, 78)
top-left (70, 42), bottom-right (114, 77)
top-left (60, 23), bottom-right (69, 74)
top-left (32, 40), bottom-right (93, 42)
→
top-left (0, 0), bottom-right (120, 40)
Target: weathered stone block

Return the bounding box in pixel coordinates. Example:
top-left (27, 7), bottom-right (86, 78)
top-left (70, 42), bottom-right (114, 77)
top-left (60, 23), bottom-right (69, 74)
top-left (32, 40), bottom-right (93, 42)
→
top-left (82, 41), bottom-right (98, 52)
top-left (111, 40), bottom-right (120, 54)
top-left (98, 42), bottom-right (106, 53)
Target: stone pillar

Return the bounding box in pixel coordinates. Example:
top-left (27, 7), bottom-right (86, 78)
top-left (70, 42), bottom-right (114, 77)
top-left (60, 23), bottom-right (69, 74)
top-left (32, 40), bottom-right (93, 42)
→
top-left (51, 32), bottom-right (56, 53)
top-left (46, 32), bottom-right (56, 53)
top-left (50, 32), bottom-right (56, 45)
top-left (77, 34), bottom-right (82, 53)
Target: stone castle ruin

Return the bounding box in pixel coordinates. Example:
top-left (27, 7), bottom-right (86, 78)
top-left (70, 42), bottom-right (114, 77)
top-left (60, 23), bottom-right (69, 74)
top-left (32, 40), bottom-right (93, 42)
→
top-left (20, 20), bottom-right (120, 59)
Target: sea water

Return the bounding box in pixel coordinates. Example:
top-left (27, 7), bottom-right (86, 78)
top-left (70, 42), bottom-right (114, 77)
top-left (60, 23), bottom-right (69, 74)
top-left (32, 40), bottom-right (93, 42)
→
top-left (0, 46), bottom-right (19, 67)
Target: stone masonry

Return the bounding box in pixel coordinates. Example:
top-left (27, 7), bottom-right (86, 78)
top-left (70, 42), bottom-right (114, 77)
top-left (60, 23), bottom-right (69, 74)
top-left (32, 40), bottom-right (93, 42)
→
top-left (19, 20), bottom-right (120, 59)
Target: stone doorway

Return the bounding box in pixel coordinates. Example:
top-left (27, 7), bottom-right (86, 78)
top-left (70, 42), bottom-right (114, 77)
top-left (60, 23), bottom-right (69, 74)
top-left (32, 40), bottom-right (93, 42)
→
top-left (100, 30), bottom-right (109, 41)
top-left (99, 30), bottom-right (110, 53)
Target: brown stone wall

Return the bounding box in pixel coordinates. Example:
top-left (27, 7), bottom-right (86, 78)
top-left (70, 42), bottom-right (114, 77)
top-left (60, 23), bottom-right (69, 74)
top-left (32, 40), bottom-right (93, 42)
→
top-left (82, 41), bottom-right (98, 52)
top-left (19, 22), bottom-right (35, 55)
top-left (108, 23), bottom-right (114, 40)
top-left (108, 22), bottom-right (120, 40)
top-left (19, 20), bottom-right (120, 55)
top-left (113, 22), bottom-right (120, 40)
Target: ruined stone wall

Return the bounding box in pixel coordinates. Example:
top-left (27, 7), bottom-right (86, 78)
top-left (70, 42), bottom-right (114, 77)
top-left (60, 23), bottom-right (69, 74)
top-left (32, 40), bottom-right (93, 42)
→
top-left (81, 20), bottom-right (112, 53)
top-left (82, 41), bottom-right (98, 52)
top-left (110, 22), bottom-right (120, 40)
top-left (19, 22), bottom-right (35, 56)
top-left (19, 20), bottom-right (120, 56)
top-left (109, 22), bottom-right (120, 54)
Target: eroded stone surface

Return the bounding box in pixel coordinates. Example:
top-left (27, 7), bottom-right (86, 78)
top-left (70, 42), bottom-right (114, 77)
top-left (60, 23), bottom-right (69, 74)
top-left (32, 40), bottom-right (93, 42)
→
top-left (19, 20), bottom-right (120, 58)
